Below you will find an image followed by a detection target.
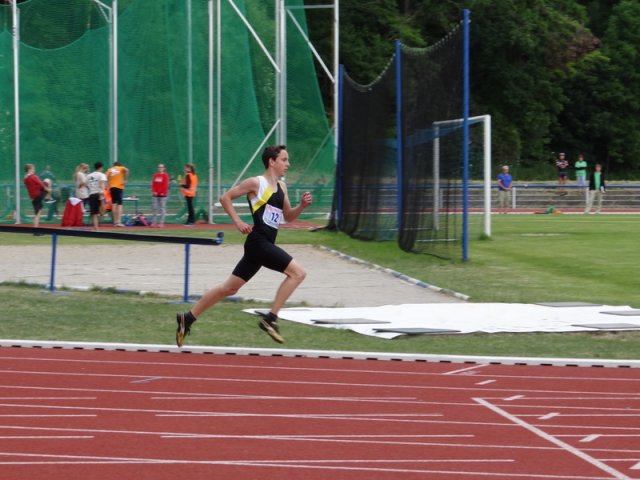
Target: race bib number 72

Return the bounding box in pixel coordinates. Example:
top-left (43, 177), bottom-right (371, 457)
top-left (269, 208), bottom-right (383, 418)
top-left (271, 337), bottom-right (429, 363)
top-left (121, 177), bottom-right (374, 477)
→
top-left (263, 203), bottom-right (283, 229)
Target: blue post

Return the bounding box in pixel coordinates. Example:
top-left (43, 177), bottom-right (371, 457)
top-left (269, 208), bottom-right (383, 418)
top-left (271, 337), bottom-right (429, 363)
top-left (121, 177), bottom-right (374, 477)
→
top-left (462, 9), bottom-right (471, 262)
top-left (49, 233), bottom-right (57, 292)
top-left (183, 242), bottom-right (191, 303)
top-left (395, 39), bottom-right (403, 233)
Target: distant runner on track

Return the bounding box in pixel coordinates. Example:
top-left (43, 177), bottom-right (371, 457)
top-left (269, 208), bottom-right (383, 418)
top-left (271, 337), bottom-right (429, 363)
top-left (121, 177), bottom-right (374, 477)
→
top-left (176, 145), bottom-right (312, 347)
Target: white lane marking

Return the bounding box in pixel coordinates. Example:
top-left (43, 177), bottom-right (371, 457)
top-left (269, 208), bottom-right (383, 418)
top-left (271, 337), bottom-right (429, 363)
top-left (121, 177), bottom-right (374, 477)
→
top-left (443, 364), bottom-right (489, 375)
top-left (476, 380), bottom-right (496, 386)
top-left (0, 376), bottom-right (635, 399)
top-left (130, 377), bottom-right (162, 384)
top-left (539, 413), bottom-right (559, 420)
top-left (0, 415), bottom-right (95, 418)
top-left (474, 397), bottom-right (631, 480)
top-left (0, 436), bottom-right (93, 439)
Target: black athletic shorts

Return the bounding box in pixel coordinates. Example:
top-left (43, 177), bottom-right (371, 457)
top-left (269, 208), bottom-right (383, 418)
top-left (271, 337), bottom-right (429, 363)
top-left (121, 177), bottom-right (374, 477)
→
top-left (31, 190), bottom-right (46, 214)
top-left (89, 193), bottom-right (102, 215)
top-left (232, 233), bottom-right (293, 282)
top-left (110, 187), bottom-right (124, 205)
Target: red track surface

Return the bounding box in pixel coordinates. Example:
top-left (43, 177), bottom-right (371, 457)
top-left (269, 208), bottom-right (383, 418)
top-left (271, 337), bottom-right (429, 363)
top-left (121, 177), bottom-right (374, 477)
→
top-left (0, 347), bottom-right (638, 479)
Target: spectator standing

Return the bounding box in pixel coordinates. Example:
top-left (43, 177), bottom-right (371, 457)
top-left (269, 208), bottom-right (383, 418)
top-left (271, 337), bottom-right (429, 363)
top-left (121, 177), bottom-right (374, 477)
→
top-left (575, 154), bottom-right (587, 188)
top-left (585, 163), bottom-right (606, 214)
top-left (86, 162), bottom-right (108, 230)
top-left (496, 165), bottom-right (513, 214)
top-left (106, 160), bottom-right (129, 227)
top-left (555, 152), bottom-right (569, 195)
top-left (23, 164), bottom-right (51, 229)
top-left (151, 164), bottom-right (170, 227)
top-left (180, 163), bottom-right (198, 226)
top-left (74, 163), bottom-right (90, 206)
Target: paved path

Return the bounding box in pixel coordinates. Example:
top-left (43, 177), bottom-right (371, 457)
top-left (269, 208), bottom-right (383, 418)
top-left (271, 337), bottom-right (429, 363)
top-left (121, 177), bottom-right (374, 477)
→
top-left (0, 243), bottom-right (465, 307)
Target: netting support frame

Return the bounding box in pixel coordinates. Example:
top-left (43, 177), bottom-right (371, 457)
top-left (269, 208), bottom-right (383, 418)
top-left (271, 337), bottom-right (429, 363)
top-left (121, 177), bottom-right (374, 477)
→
top-left (9, 0), bottom-right (20, 224)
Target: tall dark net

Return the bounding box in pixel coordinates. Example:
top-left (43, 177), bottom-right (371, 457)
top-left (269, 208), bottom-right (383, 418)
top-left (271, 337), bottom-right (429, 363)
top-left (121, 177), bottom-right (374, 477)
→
top-left (333, 58), bottom-right (398, 241)
top-left (398, 27), bottom-right (464, 257)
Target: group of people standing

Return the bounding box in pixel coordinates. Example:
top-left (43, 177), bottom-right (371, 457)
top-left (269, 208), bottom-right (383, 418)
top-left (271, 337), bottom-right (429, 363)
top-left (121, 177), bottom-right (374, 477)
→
top-left (24, 161), bottom-right (199, 230)
top-left (71, 161), bottom-right (129, 229)
top-left (555, 152), bottom-right (606, 213)
top-left (495, 153), bottom-right (607, 214)
top-left (72, 161), bottom-right (198, 229)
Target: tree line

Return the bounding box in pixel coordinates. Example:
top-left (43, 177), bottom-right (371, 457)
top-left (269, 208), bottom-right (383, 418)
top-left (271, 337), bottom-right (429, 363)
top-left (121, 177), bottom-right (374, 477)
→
top-left (312, 0), bottom-right (640, 179)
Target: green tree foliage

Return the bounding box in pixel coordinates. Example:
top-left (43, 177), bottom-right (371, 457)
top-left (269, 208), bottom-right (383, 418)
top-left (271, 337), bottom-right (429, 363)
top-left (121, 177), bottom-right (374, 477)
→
top-left (334, 0), bottom-right (640, 177)
top-left (557, 0), bottom-right (640, 176)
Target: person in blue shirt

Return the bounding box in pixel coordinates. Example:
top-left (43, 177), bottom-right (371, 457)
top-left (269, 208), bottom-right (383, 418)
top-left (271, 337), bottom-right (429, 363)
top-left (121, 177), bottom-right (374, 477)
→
top-left (496, 165), bottom-right (513, 214)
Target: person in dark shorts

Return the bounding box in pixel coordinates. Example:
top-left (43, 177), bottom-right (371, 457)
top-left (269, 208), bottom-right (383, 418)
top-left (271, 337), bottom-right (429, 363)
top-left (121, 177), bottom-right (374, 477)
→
top-left (23, 164), bottom-right (51, 229)
top-left (176, 145), bottom-right (312, 347)
top-left (555, 152), bottom-right (569, 195)
top-left (86, 162), bottom-right (107, 230)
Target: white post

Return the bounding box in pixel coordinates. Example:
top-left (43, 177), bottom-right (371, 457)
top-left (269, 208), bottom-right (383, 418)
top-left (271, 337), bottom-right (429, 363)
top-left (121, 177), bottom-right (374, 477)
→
top-left (208, 0), bottom-right (214, 223)
top-left (216, 0), bottom-right (222, 203)
top-left (112, 0), bottom-right (118, 164)
top-left (277, 0), bottom-right (286, 145)
top-left (10, 0), bottom-right (20, 224)
top-left (187, 0), bottom-right (193, 166)
top-left (483, 114), bottom-right (492, 237)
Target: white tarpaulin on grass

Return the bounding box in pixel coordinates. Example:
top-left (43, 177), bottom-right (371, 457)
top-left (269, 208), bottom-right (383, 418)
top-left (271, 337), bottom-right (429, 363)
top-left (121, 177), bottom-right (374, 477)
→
top-left (247, 303), bottom-right (640, 339)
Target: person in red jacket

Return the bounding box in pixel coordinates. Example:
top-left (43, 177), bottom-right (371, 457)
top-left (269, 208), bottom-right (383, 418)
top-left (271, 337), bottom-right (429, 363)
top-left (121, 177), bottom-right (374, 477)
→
top-left (150, 164), bottom-right (170, 227)
top-left (23, 164), bottom-right (51, 229)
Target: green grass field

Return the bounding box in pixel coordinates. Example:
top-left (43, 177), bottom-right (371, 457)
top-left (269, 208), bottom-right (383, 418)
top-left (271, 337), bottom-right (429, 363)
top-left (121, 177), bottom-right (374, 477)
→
top-left (1, 213), bottom-right (639, 359)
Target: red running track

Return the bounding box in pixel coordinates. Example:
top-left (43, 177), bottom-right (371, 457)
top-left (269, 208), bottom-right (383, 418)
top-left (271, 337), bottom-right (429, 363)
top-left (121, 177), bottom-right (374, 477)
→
top-left (0, 346), bottom-right (638, 480)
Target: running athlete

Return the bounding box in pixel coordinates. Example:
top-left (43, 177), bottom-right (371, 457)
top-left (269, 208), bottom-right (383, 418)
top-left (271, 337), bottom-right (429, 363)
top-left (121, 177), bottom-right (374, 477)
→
top-left (176, 145), bottom-right (312, 347)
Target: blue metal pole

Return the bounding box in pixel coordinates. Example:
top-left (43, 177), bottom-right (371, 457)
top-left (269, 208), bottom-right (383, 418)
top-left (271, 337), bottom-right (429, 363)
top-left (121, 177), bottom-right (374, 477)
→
top-left (49, 233), bottom-right (57, 292)
top-left (183, 242), bottom-right (191, 302)
top-left (462, 9), bottom-right (470, 262)
top-left (395, 39), bottom-right (403, 234)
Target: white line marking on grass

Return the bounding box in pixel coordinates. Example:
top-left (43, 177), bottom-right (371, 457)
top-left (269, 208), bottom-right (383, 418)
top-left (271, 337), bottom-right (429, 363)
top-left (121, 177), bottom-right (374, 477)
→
top-left (474, 397), bottom-right (632, 480)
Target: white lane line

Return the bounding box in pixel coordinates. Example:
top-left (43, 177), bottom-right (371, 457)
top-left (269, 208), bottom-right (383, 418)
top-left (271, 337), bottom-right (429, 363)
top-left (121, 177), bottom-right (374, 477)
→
top-left (504, 395), bottom-right (525, 401)
top-left (476, 380), bottom-right (496, 386)
top-left (474, 397), bottom-right (631, 480)
top-left (497, 396), bottom-right (640, 401)
top-left (0, 415), bottom-right (96, 418)
top-left (443, 364), bottom-right (489, 375)
top-left (0, 397), bottom-right (96, 400)
top-left (0, 436), bottom-right (93, 439)
top-left (578, 434), bottom-right (640, 443)
top-left (539, 413), bottom-right (559, 420)
top-left (2, 354), bottom-right (638, 386)
top-left (0, 378), bottom-right (635, 399)
top-left (130, 377), bottom-right (163, 384)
